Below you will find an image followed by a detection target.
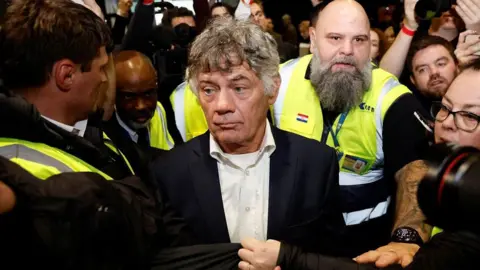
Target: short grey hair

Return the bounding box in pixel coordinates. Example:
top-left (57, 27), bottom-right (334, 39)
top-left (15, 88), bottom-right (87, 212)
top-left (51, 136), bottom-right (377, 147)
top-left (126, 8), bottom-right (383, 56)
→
top-left (186, 17), bottom-right (280, 96)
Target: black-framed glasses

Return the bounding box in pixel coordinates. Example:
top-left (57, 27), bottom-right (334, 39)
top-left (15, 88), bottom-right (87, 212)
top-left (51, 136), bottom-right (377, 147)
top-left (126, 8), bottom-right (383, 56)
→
top-left (431, 101), bottom-right (480, 132)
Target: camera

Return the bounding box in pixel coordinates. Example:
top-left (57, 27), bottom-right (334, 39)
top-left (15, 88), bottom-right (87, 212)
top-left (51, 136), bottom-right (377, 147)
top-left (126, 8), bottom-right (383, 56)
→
top-left (415, 0), bottom-right (456, 20)
top-left (418, 143), bottom-right (480, 235)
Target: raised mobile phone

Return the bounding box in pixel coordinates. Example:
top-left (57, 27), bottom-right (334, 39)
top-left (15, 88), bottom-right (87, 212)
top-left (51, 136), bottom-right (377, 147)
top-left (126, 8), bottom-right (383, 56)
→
top-left (465, 34), bottom-right (480, 56)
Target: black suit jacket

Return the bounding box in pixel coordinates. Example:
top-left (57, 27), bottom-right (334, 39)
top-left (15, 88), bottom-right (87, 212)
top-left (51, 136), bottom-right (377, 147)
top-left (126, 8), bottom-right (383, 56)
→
top-left (103, 114), bottom-right (168, 176)
top-left (152, 127), bottom-right (347, 255)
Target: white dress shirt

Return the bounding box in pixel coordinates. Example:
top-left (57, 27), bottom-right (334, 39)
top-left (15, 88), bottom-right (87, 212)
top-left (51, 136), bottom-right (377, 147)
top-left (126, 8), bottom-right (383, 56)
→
top-left (42, 116), bottom-right (88, 137)
top-left (115, 111), bottom-right (149, 143)
top-left (210, 122), bottom-right (276, 243)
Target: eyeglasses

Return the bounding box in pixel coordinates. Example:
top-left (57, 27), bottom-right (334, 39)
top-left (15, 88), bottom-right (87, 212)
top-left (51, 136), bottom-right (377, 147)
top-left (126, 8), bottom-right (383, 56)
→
top-left (431, 101), bottom-right (480, 132)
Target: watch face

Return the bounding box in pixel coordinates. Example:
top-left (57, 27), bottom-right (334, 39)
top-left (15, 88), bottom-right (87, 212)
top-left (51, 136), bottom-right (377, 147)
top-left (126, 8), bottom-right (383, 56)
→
top-left (398, 228), bottom-right (409, 237)
top-left (392, 227), bottom-right (422, 245)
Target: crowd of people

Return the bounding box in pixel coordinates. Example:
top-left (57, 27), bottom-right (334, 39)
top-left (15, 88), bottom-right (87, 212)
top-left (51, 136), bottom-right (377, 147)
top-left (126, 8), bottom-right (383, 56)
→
top-left (1, 0), bottom-right (480, 269)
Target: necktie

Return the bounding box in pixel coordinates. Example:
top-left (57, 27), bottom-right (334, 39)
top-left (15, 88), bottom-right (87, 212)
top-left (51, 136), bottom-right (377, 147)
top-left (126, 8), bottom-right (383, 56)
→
top-left (136, 128), bottom-right (150, 148)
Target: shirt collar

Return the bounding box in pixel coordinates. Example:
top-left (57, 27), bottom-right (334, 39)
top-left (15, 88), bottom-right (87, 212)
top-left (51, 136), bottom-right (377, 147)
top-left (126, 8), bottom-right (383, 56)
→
top-left (115, 110), bottom-right (140, 141)
top-left (42, 116), bottom-right (88, 137)
top-left (209, 121), bottom-right (276, 161)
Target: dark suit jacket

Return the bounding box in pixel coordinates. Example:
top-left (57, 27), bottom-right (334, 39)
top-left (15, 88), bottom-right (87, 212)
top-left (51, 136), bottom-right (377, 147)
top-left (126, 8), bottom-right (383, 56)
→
top-left (151, 127), bottom-right (347, 255)
top-left (103, 113), bottom-right (167, 180)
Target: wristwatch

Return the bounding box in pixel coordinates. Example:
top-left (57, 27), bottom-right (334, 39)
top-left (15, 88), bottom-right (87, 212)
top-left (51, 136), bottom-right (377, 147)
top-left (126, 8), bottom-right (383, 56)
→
top-left (391, 227), bottom-right (424, 246)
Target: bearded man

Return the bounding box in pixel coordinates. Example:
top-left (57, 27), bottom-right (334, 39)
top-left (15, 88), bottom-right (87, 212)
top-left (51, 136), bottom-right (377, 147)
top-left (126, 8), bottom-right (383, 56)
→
top-left (271, 0), bottom-right (432, 267)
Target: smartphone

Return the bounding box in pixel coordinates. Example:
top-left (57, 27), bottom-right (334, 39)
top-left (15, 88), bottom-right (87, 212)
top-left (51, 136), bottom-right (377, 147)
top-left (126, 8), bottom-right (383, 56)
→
top-left (465, 34), bottom-right (480, 56)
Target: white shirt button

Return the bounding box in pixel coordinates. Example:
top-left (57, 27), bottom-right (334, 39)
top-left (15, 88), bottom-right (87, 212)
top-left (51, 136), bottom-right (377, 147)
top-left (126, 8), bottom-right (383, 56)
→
top-left (245, 207), bottom-right (250, 212)
top-left (245, 169), bottom-right (250, 176)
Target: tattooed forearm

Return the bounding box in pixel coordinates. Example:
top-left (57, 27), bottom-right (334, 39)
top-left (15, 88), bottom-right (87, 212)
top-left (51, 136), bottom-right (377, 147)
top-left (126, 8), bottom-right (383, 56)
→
top-left (393, 160), bottom-right (432, 242)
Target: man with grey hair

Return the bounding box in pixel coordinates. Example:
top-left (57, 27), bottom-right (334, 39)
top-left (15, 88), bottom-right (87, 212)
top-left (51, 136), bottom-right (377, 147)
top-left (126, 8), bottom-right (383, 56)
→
top-left (270, 0), bottom-right (431, 267)
top-left (152, 17), bottom-right (347, 255)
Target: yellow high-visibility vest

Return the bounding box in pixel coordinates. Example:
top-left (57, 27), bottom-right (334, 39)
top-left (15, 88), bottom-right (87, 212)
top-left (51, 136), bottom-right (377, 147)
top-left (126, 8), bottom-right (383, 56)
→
top-left (149, 102), bottom-right (175, 150)
top-left (170, 82), bottom-right (208, 142)
top-left (0, 138), bottom-right (112, 180)
top-left (272, 54), bottom-right (411, 225)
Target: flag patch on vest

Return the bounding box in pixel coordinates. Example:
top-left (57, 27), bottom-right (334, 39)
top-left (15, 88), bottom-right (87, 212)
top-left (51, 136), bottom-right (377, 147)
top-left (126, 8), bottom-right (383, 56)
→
top-left (296, 113), bottom-right (309, 123)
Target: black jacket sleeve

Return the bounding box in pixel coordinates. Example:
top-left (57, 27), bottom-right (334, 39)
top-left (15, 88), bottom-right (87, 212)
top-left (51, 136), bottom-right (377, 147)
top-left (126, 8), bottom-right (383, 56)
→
top-left (111, 14), bottom-right (131, 45)
top-left (277, 243), bottom-right (402, 270)
top-left (315, 149), bottom-right (349, 256)
top-left (150, 243), bottom-right (241, 270)
top-left (276, 231), bottom-right (480, 270)
top-left (121, 1), bottom-right (155, 55)
top-left (406, 231), bottom-right (480, 270)
top-left (155, 194), bottom-right (199, 248)
top-left (193, 0), bottom-right (210, 33)
top-left (382, 94), bottom-right (430, 181)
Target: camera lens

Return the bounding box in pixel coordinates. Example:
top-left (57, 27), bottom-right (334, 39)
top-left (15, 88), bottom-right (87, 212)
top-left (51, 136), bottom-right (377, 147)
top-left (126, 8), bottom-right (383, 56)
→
top-left (418, 143), bottom-right (480, 234)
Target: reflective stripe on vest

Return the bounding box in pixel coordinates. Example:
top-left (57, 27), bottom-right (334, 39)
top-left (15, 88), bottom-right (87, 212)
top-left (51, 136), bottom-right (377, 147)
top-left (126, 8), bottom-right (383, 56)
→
top-left (274, 54), bottom-right (411, 226)
top-left (0, 138), bottom-right (112, 180)
top-left (170, 82), bottom-right (208, 142)
top-left (343, 196), bottom-right (392, 226)
top-left (149, 102), bottom-right (175, 150)
top-left (0, 144), bottom-right (73, 173)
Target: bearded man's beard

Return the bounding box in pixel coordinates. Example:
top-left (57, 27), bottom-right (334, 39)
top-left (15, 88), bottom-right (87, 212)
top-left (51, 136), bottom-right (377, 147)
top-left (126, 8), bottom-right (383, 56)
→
top-left (309, 53), bottom-right (372, 113)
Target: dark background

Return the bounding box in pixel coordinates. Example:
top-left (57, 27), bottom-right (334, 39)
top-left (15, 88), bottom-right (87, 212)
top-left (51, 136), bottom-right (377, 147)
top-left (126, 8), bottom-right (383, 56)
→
top-left (261, 0), bottom-right (400, 33)
top-left (0, 0), bottom-right (400, 33)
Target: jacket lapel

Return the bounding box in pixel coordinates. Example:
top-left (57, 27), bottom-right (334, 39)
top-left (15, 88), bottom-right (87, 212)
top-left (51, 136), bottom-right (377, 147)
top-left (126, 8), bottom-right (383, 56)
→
top-left (267, 128), bottom-right (297, 239)
top-left (189, 133), bottom-right (231, 243)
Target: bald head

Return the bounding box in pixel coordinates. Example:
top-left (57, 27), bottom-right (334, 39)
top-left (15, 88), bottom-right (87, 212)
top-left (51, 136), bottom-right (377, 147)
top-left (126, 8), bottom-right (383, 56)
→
top-left (114, 51), bottom-right (158, 131)
top-left (115, 51), bottom-right (157, 91)
top-left (316, 0), bottom-right (369, 30)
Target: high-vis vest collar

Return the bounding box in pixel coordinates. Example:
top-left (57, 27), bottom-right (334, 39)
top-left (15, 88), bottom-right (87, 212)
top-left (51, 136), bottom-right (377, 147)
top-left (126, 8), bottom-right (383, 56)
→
top-left (170, 82), bottom-right (208, 142)
top-left (149, 102), bottom-right (175, 150)
top-left (102, 132), bottom-right (135, 175)
top-left (273, 54), bottom-right (411, 225)
top-left (0, 138), bottom-right (112, 180)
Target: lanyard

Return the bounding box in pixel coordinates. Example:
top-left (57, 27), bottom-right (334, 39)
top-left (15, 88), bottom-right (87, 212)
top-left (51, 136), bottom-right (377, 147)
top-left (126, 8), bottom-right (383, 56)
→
top-left (329, 112), bottom-right (348, 148)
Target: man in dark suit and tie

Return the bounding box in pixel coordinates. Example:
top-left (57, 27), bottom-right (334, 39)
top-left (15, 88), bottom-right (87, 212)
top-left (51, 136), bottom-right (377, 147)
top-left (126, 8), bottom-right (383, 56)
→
top-left (151, 18), bottom-right (347, 256)
top-left (109, 50), bottom-right (174, 152)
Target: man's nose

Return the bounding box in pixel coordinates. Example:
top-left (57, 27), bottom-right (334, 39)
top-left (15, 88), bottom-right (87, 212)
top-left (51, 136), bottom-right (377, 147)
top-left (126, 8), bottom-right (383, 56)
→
top-left (135, 98), bottom-right (147, 110)
top-left (430, 66), bottom-right (440, 77)
top-left (339, 40), bottom-right (354, 56)
top-left (215, 89), bottom-right (235, 114)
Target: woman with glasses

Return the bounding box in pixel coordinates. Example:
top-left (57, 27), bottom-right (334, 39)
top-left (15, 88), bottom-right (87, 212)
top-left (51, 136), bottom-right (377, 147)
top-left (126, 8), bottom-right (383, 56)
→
top-left (432, 59), bottom-right (480, 149)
